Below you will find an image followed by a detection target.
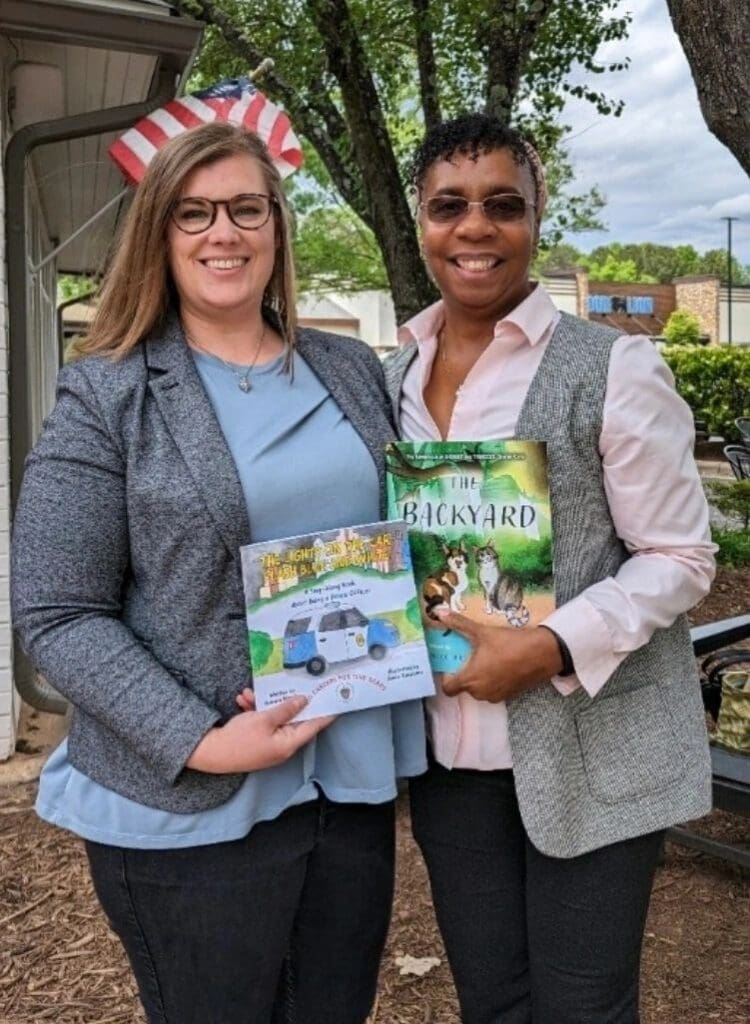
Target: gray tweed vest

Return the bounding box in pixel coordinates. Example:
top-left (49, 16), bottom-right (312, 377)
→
top-left (385, 312), bottom-right (712, 857)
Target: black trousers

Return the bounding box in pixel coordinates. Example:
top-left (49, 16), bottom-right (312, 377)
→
top-left (410, 760), bottom-right (665, 1024)
top-left (85, 795), bottom-right (395, 1024)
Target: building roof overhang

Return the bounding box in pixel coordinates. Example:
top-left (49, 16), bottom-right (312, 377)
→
top-left (0, 0), bottom-right (201, 71)
top-left (1, 0), bottom-right (204, 274)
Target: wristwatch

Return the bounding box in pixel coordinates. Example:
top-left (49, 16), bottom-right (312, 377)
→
top-left (539, 625), bottom-right (575, 677)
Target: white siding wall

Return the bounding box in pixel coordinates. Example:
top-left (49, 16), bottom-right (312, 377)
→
top-left (541, 277), bottom-right (579, 316)
top-left (0, 40), bottom-right (59, 759)
top-left (719, 287), bottom-right (750, 346)
top-left (299, 280), bottom-right (578, 351)
top-left (0, 42), bottom-right (16, 758)
top-left (298, 289), bottom-right (399, 350)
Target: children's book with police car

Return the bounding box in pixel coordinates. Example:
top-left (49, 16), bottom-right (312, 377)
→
top-left (385, 441), bottom-right (555, 674)
top-left (240, 521), bottom-right (434, 720)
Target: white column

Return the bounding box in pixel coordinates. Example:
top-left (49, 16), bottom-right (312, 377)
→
top-left (0, 107), bottom-right (17, 760)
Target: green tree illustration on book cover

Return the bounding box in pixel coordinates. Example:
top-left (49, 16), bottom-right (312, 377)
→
top-left (386, 441), bottom-right (554, 673)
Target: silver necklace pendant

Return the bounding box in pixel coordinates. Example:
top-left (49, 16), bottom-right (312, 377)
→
top-left (184, 324), bottom-right (266, 395)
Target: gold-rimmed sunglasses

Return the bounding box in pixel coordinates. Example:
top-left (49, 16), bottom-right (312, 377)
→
top-left (419, 193), bottom-right (535, 224)
top-left (171, 193), bottom-right (277, 234)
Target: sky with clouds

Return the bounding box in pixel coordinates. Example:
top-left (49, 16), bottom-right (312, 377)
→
top-left (560, 0), bottom-right (750, 264)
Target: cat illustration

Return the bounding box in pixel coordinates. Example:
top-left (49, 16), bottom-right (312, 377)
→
top-left (474, 541), bottom-right (530, 628)
top-left (422, 541), bottom-right (469, 620)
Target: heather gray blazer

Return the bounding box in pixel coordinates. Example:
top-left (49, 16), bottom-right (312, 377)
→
top-left (11, 312), bottom-right (398, 813)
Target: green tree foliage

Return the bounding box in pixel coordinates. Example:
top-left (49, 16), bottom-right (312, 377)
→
top-left (407, 532), bottom-right (450, 582)
top-left (698, 249), bottom-right (750, 286)
top-left (249, 630), bottom-right (274, 672)
top-left (580, 253), bottom-right (657, 283)
top-left (711, 528), bottom-right (750, 568)
top-left (173, 0), bottom-right (630, 318)
top-left (496, 536), bottom-right (553, 586)
top-left (663, 310), bottom-right (703, 346)
top-left (533, 242), bottom-right (584, 277)
top-left (57, 275), bottom-right (96, 303)
top-left (584, 242), bottom-right (698, 282)
top-left (661, 345), bottom-right (750, 442)
top-left (294, 206), bottom-right (389, 293)
top-left (536, 146), bottom-right (606, 247)
top-left (534, 241), bottom-right (750, 286)
top-left (581, 241), bottom-right (749, 285)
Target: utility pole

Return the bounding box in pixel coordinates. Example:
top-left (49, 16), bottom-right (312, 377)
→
top-left (722, 216), bottom-right (737, 345)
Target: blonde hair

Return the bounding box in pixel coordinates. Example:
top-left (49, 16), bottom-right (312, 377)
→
top-left (76, 122), bottom-right (297, 359)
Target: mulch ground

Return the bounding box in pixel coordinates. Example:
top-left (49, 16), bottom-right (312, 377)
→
top-left (1, 568), bottom-right (749, 1024)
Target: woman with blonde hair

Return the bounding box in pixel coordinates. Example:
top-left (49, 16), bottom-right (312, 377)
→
top-left (12, 122), bottom-right (426, 1024)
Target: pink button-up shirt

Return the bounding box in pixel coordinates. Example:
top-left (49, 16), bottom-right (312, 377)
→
top-left (398, 284), bottom-right (716, 771)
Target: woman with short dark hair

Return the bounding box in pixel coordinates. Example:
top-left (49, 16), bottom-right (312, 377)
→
top-left (385, 112), bottom-right (715, 1024)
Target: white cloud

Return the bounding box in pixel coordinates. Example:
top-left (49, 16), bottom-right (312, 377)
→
top-left (560, 0), bottom-right (750, 262)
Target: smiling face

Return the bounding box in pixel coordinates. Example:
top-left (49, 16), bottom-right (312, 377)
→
top-left (418, 147), bottom-right (537, 323)
top-left (167, 153), bottom-right (276, 324)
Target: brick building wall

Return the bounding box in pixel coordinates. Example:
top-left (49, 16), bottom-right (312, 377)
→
top-left (675, 276), bottom-right (720, 345)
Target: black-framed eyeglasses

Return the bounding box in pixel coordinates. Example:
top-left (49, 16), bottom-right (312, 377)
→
top-left (171, 193), bottom-right (277, 234)
top-left (419, 193), bottom-right (535, 224)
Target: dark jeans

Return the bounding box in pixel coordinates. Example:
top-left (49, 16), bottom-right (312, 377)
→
top-left (85, 795), bottom-right (395, 1024)
top-left (410, 760), bottom-right (665, 1024)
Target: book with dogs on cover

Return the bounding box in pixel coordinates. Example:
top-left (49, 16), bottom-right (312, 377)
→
top-left (385, 441), bottom-right (555, 673)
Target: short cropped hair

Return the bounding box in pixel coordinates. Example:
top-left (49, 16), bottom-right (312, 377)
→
top-left (409, 113), bottom-right (543, 212)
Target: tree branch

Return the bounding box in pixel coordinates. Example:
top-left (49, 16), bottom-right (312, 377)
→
top-left (667, 0), bottom-right (750, 176)
top-left (171, 0), bottom-right (373, 225)
top-left (484, 0), bottom-right (556, 119)
top-left (304, 0), bottom-right (435, 321)
top-left (515, 0), bottom-right (557, 57)
top-left (411, 0), bottom-right (442, 131)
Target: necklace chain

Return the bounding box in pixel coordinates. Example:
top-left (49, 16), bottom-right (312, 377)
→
top-left (186, 324), bottom-right (267, 392)
top-left (438, 325), bottom-right (494, 366)
top-left (438, 325), bottom-right (493, 395)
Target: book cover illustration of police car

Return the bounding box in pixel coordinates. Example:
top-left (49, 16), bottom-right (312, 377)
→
top-left (240, 521), bottom-right (434, 719)
top-left (385, 441), bottom-right (555, 674)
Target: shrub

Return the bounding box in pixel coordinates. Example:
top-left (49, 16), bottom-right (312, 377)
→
top-left (712, 528), bottom-right (750, 568)
top-left (707, 479), bottom-right (750, 531)
top-left (663, 309), bottom-right (702, 346)
top-left (661, 344), bottom-right (750, 442)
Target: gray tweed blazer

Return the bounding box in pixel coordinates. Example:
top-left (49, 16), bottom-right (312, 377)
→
top-left (11, 311), bottom-right (398, 812)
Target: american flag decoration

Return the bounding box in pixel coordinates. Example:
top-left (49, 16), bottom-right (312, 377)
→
top-left (108, 76), bottom-right (303, 184)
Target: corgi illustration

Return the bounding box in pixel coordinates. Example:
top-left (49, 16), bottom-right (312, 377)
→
top-left (474, 540), bottom-right (530, 628)
top-left (422, 541), bottom-right (469, 620)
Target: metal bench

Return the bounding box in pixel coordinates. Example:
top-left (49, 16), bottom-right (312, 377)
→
top-left (666, 614), bottom-right (750, 869)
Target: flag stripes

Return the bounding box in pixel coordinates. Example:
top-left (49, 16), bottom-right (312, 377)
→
top-left (109, 77), bottom-right (303, 184)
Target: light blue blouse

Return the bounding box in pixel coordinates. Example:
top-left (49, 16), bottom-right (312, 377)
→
top-left (36, 348), bottom-right (427, 848)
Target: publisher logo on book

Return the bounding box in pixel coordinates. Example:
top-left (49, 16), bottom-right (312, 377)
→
top-left (337, 681), bottom-right (354, 704)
